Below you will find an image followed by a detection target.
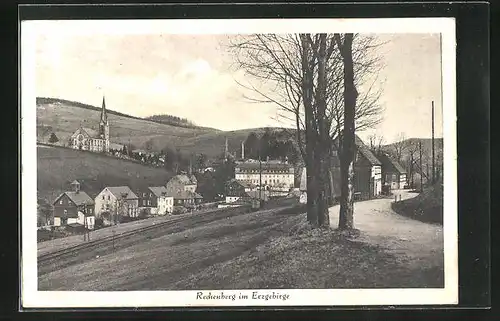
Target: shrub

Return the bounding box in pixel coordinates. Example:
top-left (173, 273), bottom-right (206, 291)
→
top-left (172, 206), bottom-right (187, 215)
top-left (94, 218), bottom-right (104, 229)
top-left (139, 208), bottom-right (150, 219)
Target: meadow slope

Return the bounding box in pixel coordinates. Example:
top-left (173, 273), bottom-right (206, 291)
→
top-left (36, 98), bottom-right (295, 158)
top-left (37, 145), bottom-right (174, 204)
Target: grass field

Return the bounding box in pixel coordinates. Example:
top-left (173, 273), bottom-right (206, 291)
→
top-left (37, 145), bottom-right (174, 203)
top-left (39, 201), bottom-right (443, 291)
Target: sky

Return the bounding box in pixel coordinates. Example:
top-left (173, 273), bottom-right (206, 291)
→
top-left (34, 22), bottom-right (444, 143)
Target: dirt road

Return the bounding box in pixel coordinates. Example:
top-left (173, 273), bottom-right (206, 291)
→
top-left (329, 190), bottom-right (444, 284)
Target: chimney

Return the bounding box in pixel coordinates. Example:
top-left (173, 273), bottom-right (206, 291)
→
top-left (241, 140), bottom-right (245, 159)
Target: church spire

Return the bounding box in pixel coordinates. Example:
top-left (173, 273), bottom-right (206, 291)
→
top-left (100, 96), bottom-right (107, 123)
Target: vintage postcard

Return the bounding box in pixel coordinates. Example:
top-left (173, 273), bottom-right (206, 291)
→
top-left (21, 17), bottom-right (457, 307)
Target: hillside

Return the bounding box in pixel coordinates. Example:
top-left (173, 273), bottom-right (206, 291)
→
top-left (144, 114), bottom-right (196, 127)
top-left (36, 97), bottom-right (297, 159)
top-left (37, 97), bottom-right (220, 154)
top-left (383, 138), bottom-right (444, 160)
top-left (392, 183), bottom-right (443, 224)
top-left (37, 145), bottom-right (174, 204)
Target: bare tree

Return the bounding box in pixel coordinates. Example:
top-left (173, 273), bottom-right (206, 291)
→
top-left (336, 33), bottom-right (357, 230)
top-left (227, 33), bottom-right (385, 228)
top-left (368, 133), bottom-right (386, 153)
top-left (405, 140), bottom-right (419, 188)
top-left (392, 132), bottom-right (408, 163)
top-left (228, 34), bottom-right (384, 163)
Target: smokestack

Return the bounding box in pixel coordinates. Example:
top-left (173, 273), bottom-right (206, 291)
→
top-left (241, 140), bottom-right (245, 159)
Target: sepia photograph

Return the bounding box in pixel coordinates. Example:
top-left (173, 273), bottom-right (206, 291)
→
top-left (21, 17), bottom-right (457, 307)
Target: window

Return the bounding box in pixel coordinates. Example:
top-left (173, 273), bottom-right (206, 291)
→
top-left (107, 195), bottom-right (110, 200)
top-left (60, 199), bottom-right (63, 205)
top-left (63, 209), bottom-right (67, 216)
top-left (102, 195), bottom-right (105, 200)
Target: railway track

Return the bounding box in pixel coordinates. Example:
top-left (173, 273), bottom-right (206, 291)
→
top-left (38, 200), bottom-right (299, 276)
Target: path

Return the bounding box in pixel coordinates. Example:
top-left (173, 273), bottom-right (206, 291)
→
top-left (329, 189), bottom-right (443, 272)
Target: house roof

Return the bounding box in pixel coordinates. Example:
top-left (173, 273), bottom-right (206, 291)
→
top-left (377, 153), bottom-right (407, 174)
top-left (81, 127), bottom-right (101, 138)
top-left (169, 174), bottom-right (197, 185)
top-left (148, 186), bottom-right (170, 198)
top-left (167, 189), bottom-right (203, 200)
top-left (332, 135), bottom-right (381, 166)
top-left (105, 186), bottom-right (138, 200)
top-left (355, 136), bottom-right (382, 166)
top-left (70, 180), bottom-right (80, 185)
top-left (53, 191), bottom-right (94, 206)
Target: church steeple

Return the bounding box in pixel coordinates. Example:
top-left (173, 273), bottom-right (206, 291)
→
top-left (100, 96), bottom-right (108, 124)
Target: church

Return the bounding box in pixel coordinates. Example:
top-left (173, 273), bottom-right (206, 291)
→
top-left (70, 96), bottom-right (110, 153)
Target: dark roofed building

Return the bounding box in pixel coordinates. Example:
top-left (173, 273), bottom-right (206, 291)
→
top-left (376, 152), bottom-right (407, 190)
top-left (332, 135), bottom-right (383, 200)
top-left (52, 180), bottom-right (96, 229)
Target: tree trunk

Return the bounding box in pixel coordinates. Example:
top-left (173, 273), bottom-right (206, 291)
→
top-left (315, 34), bottom-right (330, 228)
top-left (300, 35), bottom-right (318, 226)
top-left (338, 33), bottom-right (358, 230)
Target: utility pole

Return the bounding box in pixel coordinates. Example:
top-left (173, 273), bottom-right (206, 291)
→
top-left (419, 141), bottom-right (423, 193)
top-left (432, 100), bottom-right (435, 184)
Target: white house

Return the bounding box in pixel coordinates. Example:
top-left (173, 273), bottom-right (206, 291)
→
top-left (148, 186), bottom-right (174, 215)
top-left (94, 186), bottom-right (139, 223)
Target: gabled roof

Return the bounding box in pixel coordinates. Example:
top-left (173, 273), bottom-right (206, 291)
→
top-left (332, 135), bottom-right (381, 166)
top-left (355, 136), bottom-right (382, 166)
top-left (148, 186), bottom-right (170, 198)
top-left (169, 174), bottom-right (197, 185)
top-left (377, 153), bottom-right (407, 174)
top-left (53, 191), bottom-right (94, 206)
top-left (105, 186), bottom-right (138, 200)
top-left (167, 189), bottom-right (203, 200)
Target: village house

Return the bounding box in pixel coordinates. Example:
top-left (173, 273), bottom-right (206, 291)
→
top-left (70, 96), bottom-right (110, 153)
top-left (332, 135), bottom-right (382, 200)
top-left (166, 174), bottom-right (203, 208)
top-left (376, 152), bottom-right (408, 190)
top-left (234, 160), bottom-right (295, 192)
top-left (52, 180), bottom-right (95, 229)
top-left (224, 179), bottom-right (248, 203)
top-left (137, 186), bottom-right (174, 215)
top-left (166, 174), bottom-right (198, 193)
top-left (94, 186), bottom-right (139, 224)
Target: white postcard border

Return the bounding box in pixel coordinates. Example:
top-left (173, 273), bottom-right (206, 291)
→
top-left (21, 17), bottom-right (458, 308)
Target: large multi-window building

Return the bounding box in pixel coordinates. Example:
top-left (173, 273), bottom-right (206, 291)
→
top-left (234, 160), bottom-right (295, 192)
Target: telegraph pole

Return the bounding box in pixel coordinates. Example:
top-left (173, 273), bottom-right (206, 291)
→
top-left (432, 101), bottom-right (435, 184)
top-left (419, 141), bottom-right (423, 193)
